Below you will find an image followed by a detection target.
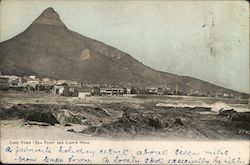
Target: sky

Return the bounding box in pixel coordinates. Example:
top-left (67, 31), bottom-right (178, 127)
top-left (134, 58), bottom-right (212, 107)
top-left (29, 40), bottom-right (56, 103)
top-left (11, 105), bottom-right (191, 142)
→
top-left (0, 0), bottom-right (249, 93)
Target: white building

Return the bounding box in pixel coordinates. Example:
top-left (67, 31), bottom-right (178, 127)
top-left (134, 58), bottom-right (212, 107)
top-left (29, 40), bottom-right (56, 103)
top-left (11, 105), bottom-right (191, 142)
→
top-left (78, 92), bottom-right (91, 98)
top-left (77, 87), bottom-right (92, 98)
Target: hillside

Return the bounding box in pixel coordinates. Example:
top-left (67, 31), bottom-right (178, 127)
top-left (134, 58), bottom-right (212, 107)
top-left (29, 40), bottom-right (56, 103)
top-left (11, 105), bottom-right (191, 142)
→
top-left (0, 7), bottom-right (247, 97)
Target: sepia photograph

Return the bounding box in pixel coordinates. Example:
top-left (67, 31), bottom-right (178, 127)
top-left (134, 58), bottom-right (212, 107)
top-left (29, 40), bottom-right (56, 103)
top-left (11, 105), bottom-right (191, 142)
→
top-left (0, 0), bottom-right (249, 164)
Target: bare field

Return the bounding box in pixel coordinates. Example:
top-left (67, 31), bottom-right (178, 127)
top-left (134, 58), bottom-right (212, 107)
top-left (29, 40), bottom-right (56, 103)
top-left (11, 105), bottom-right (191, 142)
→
top-left (0, 91), bottom-right (249, 140)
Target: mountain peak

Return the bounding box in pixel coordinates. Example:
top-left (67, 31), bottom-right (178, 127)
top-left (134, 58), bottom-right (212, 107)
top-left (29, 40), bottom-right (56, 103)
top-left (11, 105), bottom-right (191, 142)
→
top-left (33, 7), bottom-right (64, 26)
top-left (0, 7), bottom-right (246, 98)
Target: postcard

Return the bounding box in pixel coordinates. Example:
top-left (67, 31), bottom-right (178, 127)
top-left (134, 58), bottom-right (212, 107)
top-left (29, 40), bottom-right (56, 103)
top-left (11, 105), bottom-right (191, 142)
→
top-left (0, 0), bottom-right (249, 164)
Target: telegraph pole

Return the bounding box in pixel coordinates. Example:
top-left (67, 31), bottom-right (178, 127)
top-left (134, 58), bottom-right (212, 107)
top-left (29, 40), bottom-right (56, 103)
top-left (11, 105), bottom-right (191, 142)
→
top-left (175, 77), bottom-right (178, 95)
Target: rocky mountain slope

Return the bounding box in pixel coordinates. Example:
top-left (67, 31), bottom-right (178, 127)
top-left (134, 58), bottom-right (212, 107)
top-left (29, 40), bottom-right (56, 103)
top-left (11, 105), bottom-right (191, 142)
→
top-left (0, 7), bottom-right (247, 97)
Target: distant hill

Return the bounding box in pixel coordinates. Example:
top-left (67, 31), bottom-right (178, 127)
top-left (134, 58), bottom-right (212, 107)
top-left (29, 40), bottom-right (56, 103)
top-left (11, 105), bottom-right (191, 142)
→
top-left (0, 7), bottom-right (248, 98)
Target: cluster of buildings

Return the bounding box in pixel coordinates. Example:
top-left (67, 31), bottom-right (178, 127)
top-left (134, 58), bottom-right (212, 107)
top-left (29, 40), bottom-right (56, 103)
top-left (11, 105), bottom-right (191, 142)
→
top-left (0, 73), bottom-right (243, 99)
top-left (52, 84), bottom-right (128, 98)
top-left (0, 74), bottom-right (134, 98)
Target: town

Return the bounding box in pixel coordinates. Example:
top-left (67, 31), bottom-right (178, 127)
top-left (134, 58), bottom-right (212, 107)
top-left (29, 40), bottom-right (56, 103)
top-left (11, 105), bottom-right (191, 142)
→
top-left (0, 72), bottom-right (239, 99)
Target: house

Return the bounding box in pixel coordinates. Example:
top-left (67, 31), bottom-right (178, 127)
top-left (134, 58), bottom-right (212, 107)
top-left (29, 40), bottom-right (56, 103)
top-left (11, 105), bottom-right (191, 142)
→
top-left (92, 86), bottom-right (101, 95)
top-left (122, 86), bottom-right (131, 94)
top-left (215, 89), bottom-right (225, 98)
top-left (223, 93), bottom-right (235, 99)
top-left (100, 87), bottom-right (124, 96)
top-left (11, 77), bottom-right (26, 87)
top-left (0, 77), bottom-right (10, 88)
top-left (112, 87), bottom-right (124, 95)
top-left (52, 84), bottom-right (78, 96)
top-left (157, 87), bottom-right (164, 95)
top-left (123, 84), bottom-right (132, 94)
top-left (161, 87), bottom-right (172, 95)
top-left (145, 87), bottom-right (158, 95)
top-left (63, 86), bottom-right (78, 97)
top-left (77, 86), bottom-right (93, 98)
top-left (130, 87), bottom-right (140, 94)
top-left (0, 75), bottom-right (20, 87)
top-left (29, 75), bottom-right (36, 80)
top-left (35, 83), bottom-right (54, 93)
top-left (52, 84), bottom-right (66, 95)
top-left (100, 87), bottom-right (112, 96)
top-left (125, 87), bottom-right (131, 94)
top-left (23, 79), bottom-right (40, 88)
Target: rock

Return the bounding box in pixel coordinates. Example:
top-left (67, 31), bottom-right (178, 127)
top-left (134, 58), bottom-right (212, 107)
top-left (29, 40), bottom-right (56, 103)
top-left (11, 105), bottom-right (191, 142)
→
top-left (219, 109), bottom-right (236, 116)
top-left (25, 110), bottom-right (59, 125)
top-left (52, 109), bottom-right (85, 126)
top-left (81, 110), bottom-right (184, 137)
top-left (67, 129), bottom-right (75, 132)
top-left (229, 112), bottom-right (250, 122)
top-left (23, 121), bottom-right (50, 126)
top-left (174, 118), bottom-right (184, 126)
